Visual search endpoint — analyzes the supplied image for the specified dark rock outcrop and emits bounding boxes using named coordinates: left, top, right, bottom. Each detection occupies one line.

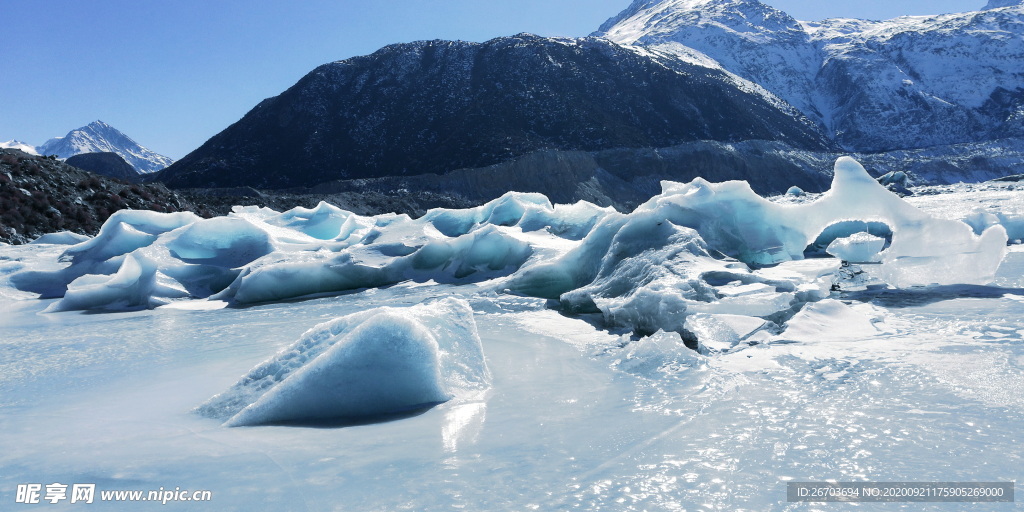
left=66, top=152, right=142, bottom=182
left=0, top=149, right=210, bottom=245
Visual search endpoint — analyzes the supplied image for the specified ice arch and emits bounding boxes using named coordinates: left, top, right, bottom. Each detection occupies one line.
left=805, top=220, right=893, bottom=259
left=630, top=156, right=1008, bottom=287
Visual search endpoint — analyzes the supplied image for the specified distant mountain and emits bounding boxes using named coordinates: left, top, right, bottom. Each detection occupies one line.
left=66, top=152, right=142, bottom=182
left=37, top=121, right=174, bottom=173
left=0, top=140, right=39, bottom=155
left=594, top=0, right=1024, bottom=152
left=156, top=34, right=835, bottom=189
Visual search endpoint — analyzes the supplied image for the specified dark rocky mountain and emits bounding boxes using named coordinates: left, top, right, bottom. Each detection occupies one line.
left=155, top=34, right=835, bottom=189
left=66, top=152, right=142, bottom=182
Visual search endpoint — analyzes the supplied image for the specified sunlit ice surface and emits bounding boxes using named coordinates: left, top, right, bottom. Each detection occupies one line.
left=1, top=281, right=1023, bottom=510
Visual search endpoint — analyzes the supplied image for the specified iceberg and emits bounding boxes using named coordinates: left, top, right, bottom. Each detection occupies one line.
left=826, top=232, right=886, bottom=263
left=614, top=330, right=705, bottom=376
left=684, top=313, right=776, bottom=354
left=512, top=157, right=1007, bottom=333
left=197, top=298, right=490, bottom=426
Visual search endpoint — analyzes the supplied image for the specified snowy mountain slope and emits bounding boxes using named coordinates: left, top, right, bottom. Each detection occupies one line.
left=0, top=140, right=39, bottom=155
left=158, top=34, right=833, bottom=190
left=596, top=0, right=823, bottom=123
left=985, top=0, right=1023, bottom=9
left=37, top=121, right=174, bottom=173
left=594, top=0, right=1024, bottom=152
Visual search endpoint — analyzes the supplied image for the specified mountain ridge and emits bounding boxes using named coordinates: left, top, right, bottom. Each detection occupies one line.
left=156, top=33, right=835, bottom=190
left=594, top=0, right=1024, bottom=152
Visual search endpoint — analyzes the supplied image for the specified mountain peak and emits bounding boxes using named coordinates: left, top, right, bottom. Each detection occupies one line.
left=984, top=0, right=1023, bottom=9
left=36, top=122, right=174, bottom=173
left=594, top=0, right=802, bottom=46
left=87, top=120, right=113, bottom=129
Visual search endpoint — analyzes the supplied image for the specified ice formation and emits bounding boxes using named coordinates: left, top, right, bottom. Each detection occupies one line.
left=826, top=232, right=886, bottom=262
left=614, top=330, right=705, bottom=376
left=5, top=157, right=1011, bottom=341
left=30, top=231, right=91, bottom=245
left=198, top=298, right=490, bottom=426
left=684, top=314, right=777, bottom=354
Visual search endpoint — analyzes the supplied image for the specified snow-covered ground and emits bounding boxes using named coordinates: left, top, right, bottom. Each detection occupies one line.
left=1, top=157, right=1022, bottom=509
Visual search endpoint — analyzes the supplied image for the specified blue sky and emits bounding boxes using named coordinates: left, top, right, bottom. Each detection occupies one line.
left=0, top=0, right=986, bottom=160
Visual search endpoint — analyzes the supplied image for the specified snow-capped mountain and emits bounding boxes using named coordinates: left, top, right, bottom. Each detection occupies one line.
left=594, top=0, right=1024, bottom=152
left=0, top=140, right=39, bottom=155
left=37, top=121, right=174, bottom=173
left=159, top=34, right=833, bottom=189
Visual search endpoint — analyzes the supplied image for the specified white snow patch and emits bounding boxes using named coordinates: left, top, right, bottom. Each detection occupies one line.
left=512, top=310, right=624, bottom=352
left=30, top=231, right=91, bottom=245
left=773, top=299, right=881, bottom=343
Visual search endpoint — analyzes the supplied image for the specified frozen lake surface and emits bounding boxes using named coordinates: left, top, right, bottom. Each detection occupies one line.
left=2, top=275, right=1023, bottom=510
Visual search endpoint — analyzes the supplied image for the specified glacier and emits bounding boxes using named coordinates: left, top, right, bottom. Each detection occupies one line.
left=1, top=156, right=1023, bottom=509
left=5, top=157, right=1010, bottom=331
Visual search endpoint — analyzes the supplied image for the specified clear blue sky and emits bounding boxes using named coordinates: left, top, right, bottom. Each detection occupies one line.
left=0, top=0, right=985, bottom=160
